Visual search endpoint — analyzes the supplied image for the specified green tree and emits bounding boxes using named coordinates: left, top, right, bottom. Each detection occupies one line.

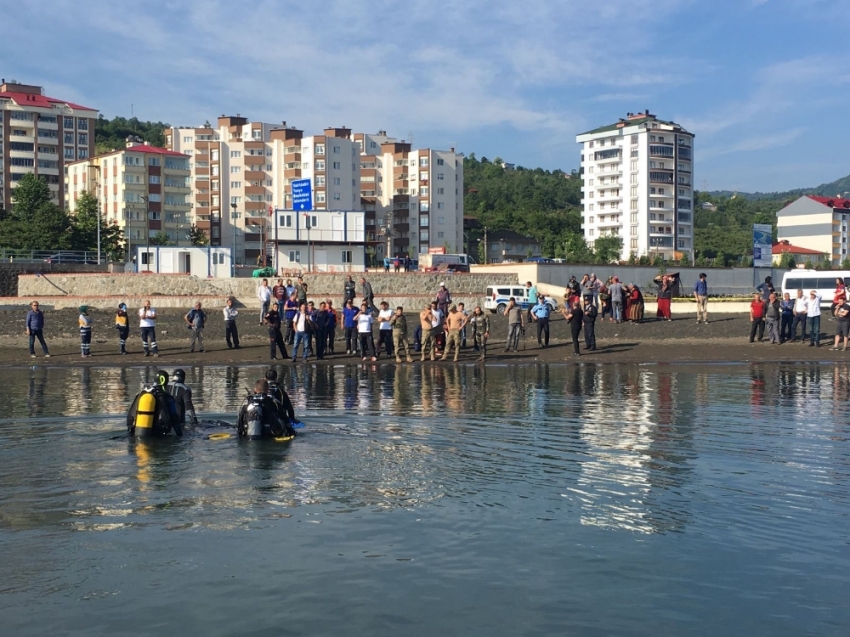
left=188, top=225, right=209, bottom=246
left=679, top=252, right=691, bottom=267
left=841, top=258, right=850, bottom=270
left=778, top=252, right=796, bottom=269
left=627, top=252, right=638, bottom=265
left=804, top=258, right=814, bottom=269
left=0, top=174, right=72, bottom=250
left=593, top=235, right=622, bottom=264
left=564, top=234, right=594, bottom=263
left=149, top=231, right=172, bottom=246
left=715, top=251, right=728, bottom=267
left=95, top=115, right=171, bottom=154
left=652, top=253, right=665, bottom=267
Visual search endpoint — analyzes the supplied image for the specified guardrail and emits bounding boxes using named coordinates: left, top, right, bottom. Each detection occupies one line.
left=0, top=249, right=105, bottom=264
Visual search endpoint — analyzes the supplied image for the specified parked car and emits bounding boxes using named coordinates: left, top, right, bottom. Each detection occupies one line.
left=484, top=285, right=558, bottom=315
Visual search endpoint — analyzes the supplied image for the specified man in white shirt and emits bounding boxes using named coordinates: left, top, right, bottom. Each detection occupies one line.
left=139, top=300, right=158, bottom=357
left=257, top=278, right=272, bottom=326
left=791, top=288, right=808, bottom=343
left=429, top=301, right=444, bottom=355
left=376, top=301, right=394, bottom=358
left=806, top=290, right=822, bottom=347
left=290, top=302, right=312, bottom=362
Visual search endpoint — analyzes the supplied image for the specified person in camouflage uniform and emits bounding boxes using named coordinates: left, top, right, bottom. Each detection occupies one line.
left=468, top=306, right=490, bottom=362
left=390, top=306, right=413, bottom=363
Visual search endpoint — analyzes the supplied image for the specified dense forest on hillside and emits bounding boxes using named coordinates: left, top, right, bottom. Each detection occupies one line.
left=94, top=115, right=170, bottom=154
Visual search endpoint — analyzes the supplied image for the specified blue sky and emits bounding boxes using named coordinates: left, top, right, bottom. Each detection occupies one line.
left=2, top=0, right=848, bottom=192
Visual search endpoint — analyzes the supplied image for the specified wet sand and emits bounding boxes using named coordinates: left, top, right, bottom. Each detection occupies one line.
left=2, top=308, right=844, bottom=366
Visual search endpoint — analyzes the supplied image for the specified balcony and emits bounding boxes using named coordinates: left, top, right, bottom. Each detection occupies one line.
left=244, top=169, right=265, bottom=180
left=244, top=155, right=265, bottom=166
left=245, top=185, right=266, bottom=196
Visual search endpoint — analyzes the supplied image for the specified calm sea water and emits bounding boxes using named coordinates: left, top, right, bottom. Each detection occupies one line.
left=1, top=363, right=848, bottom=636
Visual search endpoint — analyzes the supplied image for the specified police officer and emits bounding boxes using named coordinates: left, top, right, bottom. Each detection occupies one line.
left=168, top=368, right=198, bottom=425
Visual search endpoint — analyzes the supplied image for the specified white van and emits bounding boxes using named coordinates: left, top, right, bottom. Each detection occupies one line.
left=780, top=270, right=850, bottom=307
left=484, top=285, right=558, bottom=315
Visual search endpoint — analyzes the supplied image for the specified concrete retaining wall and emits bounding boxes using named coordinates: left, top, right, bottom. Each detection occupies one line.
left=0, top=263, right=108, bottom=297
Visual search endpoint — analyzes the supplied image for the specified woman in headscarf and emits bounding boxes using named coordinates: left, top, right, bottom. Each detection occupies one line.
left=628, top=284, right=644, bottom=323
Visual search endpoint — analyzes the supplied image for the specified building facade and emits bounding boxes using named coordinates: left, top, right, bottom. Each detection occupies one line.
left=66, top=142, right=192, bottom=266
left=0, top=80, right=97, bottom=210
left=576, top=111, right=695, bottom=261
left=354, top=132, right=464, bottom=262
left=486, top=229, right=542, bottom=263
left=776, top=195, right=850, bottom=266
left=273, top=209, right=366, bottom=272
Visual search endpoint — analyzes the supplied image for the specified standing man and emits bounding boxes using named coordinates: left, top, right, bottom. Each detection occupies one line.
left=78, top=305, right=92, bottom=358
left=361, top=276, right=376, bottom=313
left=441, top=305, right=467, bottom=362
left=390, top=306, right=413, bottom=363
left=295, top=276, right=308, bottom=306
left=290, top=302, right=313, bottom=362
left=791, top=289, right=808, bottom=343
left=779, top=292, right=794, bottom=344
left=377, top=301, right=394, bottom=359
left=468, top=306, right=490, bottom=362
left=272, top=278, right=287, bottom=316
left=26, top=301, right=50, bottom=358
left=344, top=275, right=357, bottom=305
left=115, top=303, right=130, bottom=355
left=457, top=302, right=470, bottom=349
left=185, top=301, right=206, bottom=353
left=283, top=291, right=299, bottom=345
left=436, top=282, right=452, bottom=317
left=608, top=277, right=625, bottom=324
left=419, top=304, right=437, bottom=361
left=343, top=298, right=359, bottom=355
left=806, top=290, right=822, bottom=347
left=326, top=299, right=337, bottom=354
left=313, top=301, right=330, bottom=360
left=749, top=292, right=766, bottom=343
left=764, top=292, right=781, bottom=344
left=265, top=304, right=288, bottom=360
left=505, top=297, right=524, bottom=352
left=526, top=281, right=538, bottom=323
left=354, top=302, right=377, bottom=361
left=167, top=369, right=198, bottom=426
left=530, top=294, right=552, bottom=348
left=139, top=300, right=158, bottom=357
left=582, top=296, right=598, bottom=351
left=223, top=297, right=241, bottom=349
left=693, top=273, right=708, bottom=324
left=830, top=296, right=850, bottom=351
left=257, top=278, right=272, bottom=326
left=561, top=299, right=584, bottom=357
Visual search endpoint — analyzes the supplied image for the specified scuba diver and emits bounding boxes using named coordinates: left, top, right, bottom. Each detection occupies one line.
left=126, top=370, right=182, bottom=437
left=167, top=368, right=198, bottom=426
left=265, top=369, right=296, bottom=424
left=237, top=379, right=296, bottom=440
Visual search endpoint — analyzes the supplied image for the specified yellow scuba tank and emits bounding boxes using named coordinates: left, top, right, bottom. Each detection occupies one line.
left=134, top=391, right=158, bottom=436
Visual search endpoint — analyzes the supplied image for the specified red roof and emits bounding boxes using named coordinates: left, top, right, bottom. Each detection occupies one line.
left=772, top=241, right=824, bottom=256
left=807, top=195, right=850, bottom=209
left=0, top=91, right=96, bottom=112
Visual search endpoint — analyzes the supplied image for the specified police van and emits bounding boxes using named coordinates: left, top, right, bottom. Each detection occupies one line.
left=781, top=270, right=850, bottom=308
left=484, top=285, right=558, bottom=315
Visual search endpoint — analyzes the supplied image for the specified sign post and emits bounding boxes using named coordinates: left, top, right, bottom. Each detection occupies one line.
left=753, top=224, right=773, bottom=268
left=292, top=179, right=313, bottom=212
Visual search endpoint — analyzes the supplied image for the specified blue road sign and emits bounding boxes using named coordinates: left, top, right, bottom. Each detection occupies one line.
left=292, top=179, right=313, bottom=211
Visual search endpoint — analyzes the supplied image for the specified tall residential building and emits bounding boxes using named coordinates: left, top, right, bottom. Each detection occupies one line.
left=354, top=131, right=464, bottom=259
left=576, top=111, right=695, bottom=261
left=0, top=80, right=97, bottom=210
left=65, top=141, right=192, bottom=265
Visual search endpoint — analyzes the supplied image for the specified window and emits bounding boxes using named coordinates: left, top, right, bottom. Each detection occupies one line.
left=333, top=193, right=341, bottom=201
left=420, top=202, right=429, bottom=212
left=420, top=157, right=429, bottom=166
left=421, top=230, right=429, bottom=241
left=333, top=145, right=340, bottom=153
left=341, top=250, right=353, bottom=263
left=148, top=193, right=161, bottom=203
left=148, top=156, right=160, bottom=167
left=333, top=161, right=340, bottom=170
left=316, top=160, right=325, bottom=170
left=316, top=175, right=326, bottom=187
left=77, top=118, right=88, bottom=130
left=230, top=150, right=241, bottom=158
left=437, top=187, right=445, bottom=195
left=315, top=144, right=325, bottom=155
left=63, top=132, right=74, bottom=144
left=288, top=250, right=301, bottom=262
left=63, top=116, right=74, bottom=129
left=630, top=160, right=638, bottom=171
left=437, top=158, right=445, bottom=166
left=78, top=148, right=88, bottom=159
left=230, top=196, right=242, bottom=205
left=279, top=214, right=293, bottom=227
left=588, top=204, right=594, bottom=211
left=230, top=181, right=242, bottom=189
left=64, top=148, right=75, bottom=159
left=149, top=175, right=160, bottom=184
left=211, top=165, right=219, bottom=176
left=589, top=229, right=594, bottom=237
left=437, top=202, right=445, bottom=209
left=420, top=216, right=429, bottom=227
left=420, top=186, right=428, bottom=196
left=630, top=199, right=638, bottom=210
left=437, top=173, right=444, bottom=180
left=316, top=192, right=326, bottom=203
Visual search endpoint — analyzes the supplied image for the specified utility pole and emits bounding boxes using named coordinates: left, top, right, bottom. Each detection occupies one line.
left=141, top=194, right=149, bottom=271
left=483, top=226, right=488, bottom=264
left=230, top=202, right=239, bottom=278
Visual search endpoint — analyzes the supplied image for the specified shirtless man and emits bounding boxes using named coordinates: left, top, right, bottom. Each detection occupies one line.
left=441, top=305, right=468, bottom=362
left=419, top=304, right=436, bottom=361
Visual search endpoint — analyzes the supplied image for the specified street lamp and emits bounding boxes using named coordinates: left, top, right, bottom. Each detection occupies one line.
left=230, top=202, right=239, bottom=278
left=141, top=194, right=149, bottom=271
left=304, top=213, right=312, bottom=272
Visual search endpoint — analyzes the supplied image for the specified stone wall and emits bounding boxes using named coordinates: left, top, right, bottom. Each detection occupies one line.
left=0, top=263, right=108, bottom=297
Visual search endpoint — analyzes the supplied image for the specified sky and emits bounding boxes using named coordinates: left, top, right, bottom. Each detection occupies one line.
left=2, top=0, right=848, bottom=193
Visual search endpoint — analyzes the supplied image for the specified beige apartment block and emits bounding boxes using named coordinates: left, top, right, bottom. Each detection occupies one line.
left=65, top=142, right=192, bottom=264
left=0, top=80, right=97, bottom=210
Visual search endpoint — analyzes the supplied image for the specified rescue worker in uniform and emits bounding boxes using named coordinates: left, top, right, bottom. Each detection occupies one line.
left=167, top=368, right=198, bottom=425
left=468, top=306, right=490, bottom=361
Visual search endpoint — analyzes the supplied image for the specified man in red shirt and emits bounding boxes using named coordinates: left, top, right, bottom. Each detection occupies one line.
left=749, top=292, right=766, bottom=343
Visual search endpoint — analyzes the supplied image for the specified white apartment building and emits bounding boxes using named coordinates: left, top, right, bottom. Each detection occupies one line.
left=166, top=119, right=362, bottom=267
left=0, top=80, right=97, bottom=210
left=576, top=111, right=695, bottom=261
left=354, top=131, right=464, bottom=260
left=777, top=195, right=850, bottom=266
left=65, top=142, right=192, bottom=264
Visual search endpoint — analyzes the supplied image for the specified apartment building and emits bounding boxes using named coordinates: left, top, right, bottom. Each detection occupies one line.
left=576, top=111, right=695, bottom=261
left=0, top=80, right=97, bottom=210
left=65, top=141, right=192, bottom=267
left=165, top=118, right=361, bottom=266
left=354, top=131, right=464, bottom=260
left=776, top=195, right=850, bottom=266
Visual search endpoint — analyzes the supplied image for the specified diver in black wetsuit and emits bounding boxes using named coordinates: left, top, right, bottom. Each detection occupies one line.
left=237, top=379, right=296, bottom=439
left=265, top=369, right=296, bottom=424
left=167, top=368, right=198, bottom=425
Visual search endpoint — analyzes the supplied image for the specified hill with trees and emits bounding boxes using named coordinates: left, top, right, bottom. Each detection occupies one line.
left=94, top=115, right=170, bottom=154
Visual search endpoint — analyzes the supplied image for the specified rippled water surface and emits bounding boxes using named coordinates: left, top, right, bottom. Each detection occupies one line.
left=1, top=362, right=849, bottom=636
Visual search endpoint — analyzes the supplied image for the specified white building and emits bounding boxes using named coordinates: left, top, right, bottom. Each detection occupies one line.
left=776, top=195, right=850, bottom=266
left=0, top=80, right=97, bottom=209
left=273, top=209, right=366, bottom=272
left=354, top=132, right=464, bottom=262
left=133, top=245, right=231, bottom=277
left=576, top=111, right=695, bottom=261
